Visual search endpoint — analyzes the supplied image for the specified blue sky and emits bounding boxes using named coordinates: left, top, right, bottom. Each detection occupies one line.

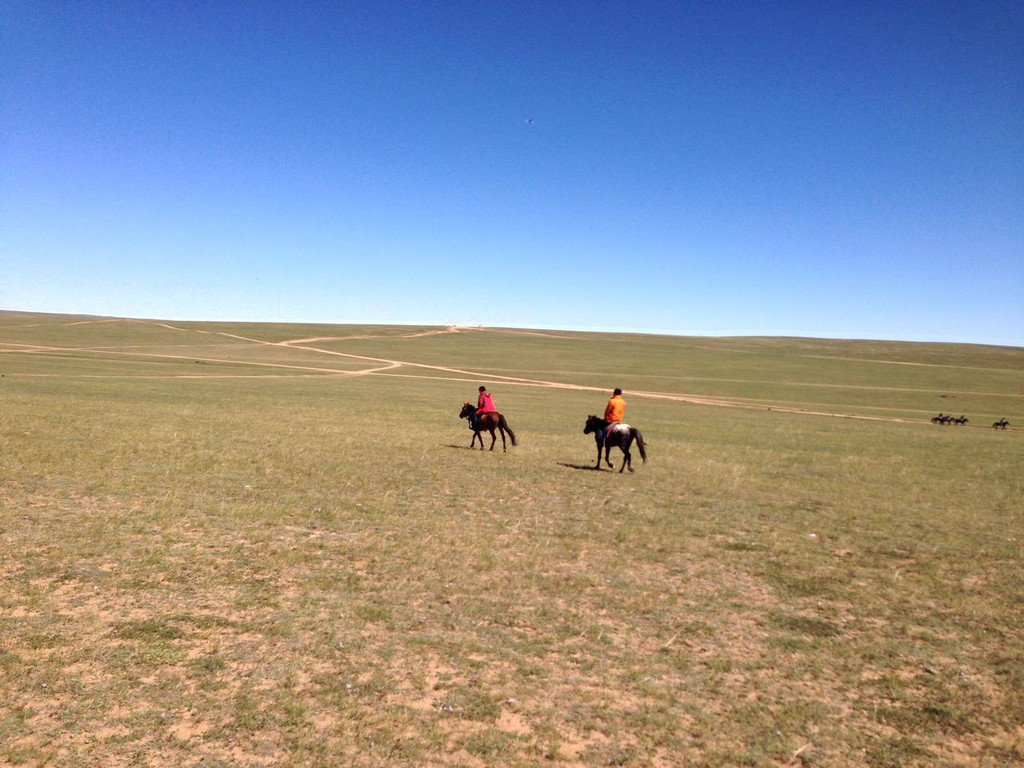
left=3, top=1, right=1022, bottom=345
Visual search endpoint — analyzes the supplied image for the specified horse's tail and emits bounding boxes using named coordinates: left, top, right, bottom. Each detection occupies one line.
left=499, top=414, right=517, bottom=446
left=633, top=428, right=647, bottom=462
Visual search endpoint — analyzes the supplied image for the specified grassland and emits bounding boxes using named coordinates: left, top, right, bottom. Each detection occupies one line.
left=1, top=310, right=1022, bottom=767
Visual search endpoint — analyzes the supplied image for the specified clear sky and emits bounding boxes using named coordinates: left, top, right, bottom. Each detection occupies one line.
left=3, top=2, right=1022, bottom=345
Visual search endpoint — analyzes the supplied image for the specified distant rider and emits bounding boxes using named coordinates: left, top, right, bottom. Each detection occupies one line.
left=603, top=388, right=625, bottom=437
left=473, top=385, right=497, bottom=430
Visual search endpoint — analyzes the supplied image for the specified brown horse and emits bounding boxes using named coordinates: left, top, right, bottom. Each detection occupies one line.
left=584, top=415, right=647, bottom=473
left=459, top=403, right=517, bottom=452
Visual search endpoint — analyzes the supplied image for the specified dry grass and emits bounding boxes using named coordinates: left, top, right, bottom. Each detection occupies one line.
left=1, top=312, right=1022, bottom=767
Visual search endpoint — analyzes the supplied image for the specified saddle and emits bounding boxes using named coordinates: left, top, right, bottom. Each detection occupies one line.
left=470, top=411, right=496, bottom=430
left=605, top=422, right=629, bottom=438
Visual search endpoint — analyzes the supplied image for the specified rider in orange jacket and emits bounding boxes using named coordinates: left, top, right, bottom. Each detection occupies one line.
left=604, top=388, right=625, bottom=435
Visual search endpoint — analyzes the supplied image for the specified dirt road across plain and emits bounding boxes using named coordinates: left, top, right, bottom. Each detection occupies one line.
left=2, top=320, right=1015, bottom=428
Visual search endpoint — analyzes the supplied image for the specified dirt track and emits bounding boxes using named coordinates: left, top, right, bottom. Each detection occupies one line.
left=2, top=319, right=1016, bottom=428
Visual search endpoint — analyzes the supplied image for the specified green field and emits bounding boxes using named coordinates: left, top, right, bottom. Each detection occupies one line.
left=1, top=310, right=1022, bottom=767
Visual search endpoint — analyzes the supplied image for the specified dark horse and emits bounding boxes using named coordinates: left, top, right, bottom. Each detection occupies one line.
left=993, top=418, right=1010, bottom=430
left=459, top=403, right=517, bottom=452
left=584, top=415, right=647, bottom=473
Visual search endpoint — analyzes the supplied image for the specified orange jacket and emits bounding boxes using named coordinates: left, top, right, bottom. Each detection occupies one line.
left=604, top=394, right=625, bottom=423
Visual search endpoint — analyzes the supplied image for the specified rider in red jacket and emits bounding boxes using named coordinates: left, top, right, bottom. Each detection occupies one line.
left=472, top=386, right=496, bottom=430
left=476, top=386, right=496, bottom=414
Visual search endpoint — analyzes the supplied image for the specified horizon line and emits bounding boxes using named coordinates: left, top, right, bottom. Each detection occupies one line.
left=2, top=307, right=1022, bottom=349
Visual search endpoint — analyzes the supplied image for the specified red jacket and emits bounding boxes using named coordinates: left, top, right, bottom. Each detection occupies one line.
left=477, top=391, right=496, bottom=413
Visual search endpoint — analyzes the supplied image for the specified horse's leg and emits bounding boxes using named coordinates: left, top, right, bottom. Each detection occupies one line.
left=488, top=428, right=497, bottom=451
left=499, top=426, right=507, bottom=453
left=594, top=439, right=603, bottom=469
left=604, top=442, right=614, bottom=469
left=620, top=436, right=635, bottom=473
left=620, top=449, right=634, bottom=473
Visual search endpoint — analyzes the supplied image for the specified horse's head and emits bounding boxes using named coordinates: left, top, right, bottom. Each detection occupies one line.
left=459, top=402, right=475, bottom=420
left=584, top=415, right=600, bottom=434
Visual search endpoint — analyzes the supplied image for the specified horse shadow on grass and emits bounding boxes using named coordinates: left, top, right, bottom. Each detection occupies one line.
left=558, top=462, right=602, bottom=471
left=446, top=445, right=598, bottom=470
left=445, top=443, right=515, bottom=452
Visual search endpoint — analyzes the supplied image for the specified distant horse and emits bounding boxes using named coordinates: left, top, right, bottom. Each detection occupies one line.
left=931, top=413, right=948, bottom=424
left=992, top=418, right=1010, bottom=430
left=584, top=415, right=647, bottom=473
left=459, top=403, right=517, bottom=452
left=954, top=415, right=969, bottom=425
